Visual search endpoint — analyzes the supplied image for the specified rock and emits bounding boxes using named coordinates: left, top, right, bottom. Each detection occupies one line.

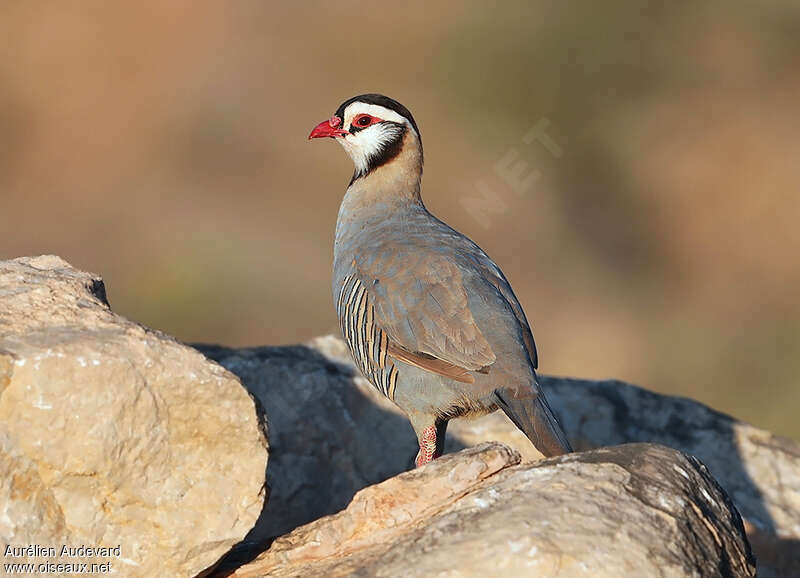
left=196, top=337, right=420, bottom=561
left=0, top=256, right=268, bottom=577
left=199, top=336, right=799, bottom=577
left=232, top=442, right=755, bottom=578
left=543, top=377, right=800, bottom=578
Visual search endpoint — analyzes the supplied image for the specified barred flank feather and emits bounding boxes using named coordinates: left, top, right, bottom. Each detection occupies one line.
left=337, top=274, right=398, bottom=400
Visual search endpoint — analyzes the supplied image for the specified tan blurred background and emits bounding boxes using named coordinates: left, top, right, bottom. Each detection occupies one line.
left=1, top=2, right=798, bottom=438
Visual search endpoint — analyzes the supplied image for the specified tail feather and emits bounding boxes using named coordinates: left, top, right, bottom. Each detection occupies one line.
left=494, top=384, right=572, bottom=457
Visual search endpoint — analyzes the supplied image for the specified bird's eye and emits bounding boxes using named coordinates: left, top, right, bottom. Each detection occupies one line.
left=356, top=115, right=373, bottom=126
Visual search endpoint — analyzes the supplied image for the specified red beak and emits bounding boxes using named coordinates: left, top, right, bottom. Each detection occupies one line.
left=308, top=115, right=348, bottom=140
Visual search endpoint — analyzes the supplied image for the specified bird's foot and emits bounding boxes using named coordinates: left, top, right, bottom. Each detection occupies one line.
left=414, top=425, right=441, bottom=468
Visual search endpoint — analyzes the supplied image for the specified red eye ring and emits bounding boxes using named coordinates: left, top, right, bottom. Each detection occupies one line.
left=353, top=114, right=379, bottom=128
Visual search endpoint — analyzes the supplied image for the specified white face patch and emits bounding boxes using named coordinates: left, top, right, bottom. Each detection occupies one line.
left=342, top=102, right=409, bottom=126
left=337, top=102, right=413, bottom=177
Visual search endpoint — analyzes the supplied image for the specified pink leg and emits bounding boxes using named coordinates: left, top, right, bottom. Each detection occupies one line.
left=415, top=425, right=441, bottom=468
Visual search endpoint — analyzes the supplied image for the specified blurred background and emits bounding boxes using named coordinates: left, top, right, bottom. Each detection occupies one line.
left=1, top=1, right=798, bottom=439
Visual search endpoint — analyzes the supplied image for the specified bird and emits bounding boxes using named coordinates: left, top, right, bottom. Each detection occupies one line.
left=309, top=94, right=572, bottom=467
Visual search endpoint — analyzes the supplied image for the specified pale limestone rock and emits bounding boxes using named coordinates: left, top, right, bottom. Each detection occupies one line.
left=541, top=376, right=800, bottom=578
left=233, top=443, right=755, bottom=578
left=200, top=335, right=798, bottom=577
left=0, top=256, right=268, bottom=577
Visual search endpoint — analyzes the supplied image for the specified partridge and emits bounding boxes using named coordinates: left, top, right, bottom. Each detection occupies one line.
left=309, top=94, right=572, bottom=467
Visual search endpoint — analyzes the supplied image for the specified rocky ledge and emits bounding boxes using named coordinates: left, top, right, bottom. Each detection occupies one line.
left=0, top=257, right=269, bottom=577
left=234, top=442, right=753, bottom=578
left=3, top=257, right=798, bottom=577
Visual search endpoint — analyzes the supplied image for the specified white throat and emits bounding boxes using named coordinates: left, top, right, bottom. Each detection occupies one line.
left=338, top=123, right=405, bottom=176
left=338, top=102, right=416, bottom=178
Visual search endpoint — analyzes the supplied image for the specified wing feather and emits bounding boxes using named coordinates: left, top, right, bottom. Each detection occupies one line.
left=353, top=250, right=497, bottom=374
